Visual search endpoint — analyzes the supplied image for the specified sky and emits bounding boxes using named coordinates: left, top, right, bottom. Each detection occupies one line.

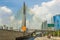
left=0, top=0, right=60, bottom=29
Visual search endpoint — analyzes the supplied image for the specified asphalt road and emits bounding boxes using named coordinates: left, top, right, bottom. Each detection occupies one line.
left=34, top=37, right=60, bottom=40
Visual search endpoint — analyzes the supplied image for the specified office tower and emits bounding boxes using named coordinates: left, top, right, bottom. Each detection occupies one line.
left=53, top=15, right=60, bottom=30
left=41, top=21, right=48, bottom=30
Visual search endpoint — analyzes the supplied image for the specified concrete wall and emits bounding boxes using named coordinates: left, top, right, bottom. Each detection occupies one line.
left=0, top=29, right=23, bottom=40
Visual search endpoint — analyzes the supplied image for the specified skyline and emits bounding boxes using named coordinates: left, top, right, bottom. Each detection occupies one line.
left=0, top=0, right=60, bottom=29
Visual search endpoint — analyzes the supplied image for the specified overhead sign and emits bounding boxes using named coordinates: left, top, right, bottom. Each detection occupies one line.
left=48, top=24, right=54, bottom=27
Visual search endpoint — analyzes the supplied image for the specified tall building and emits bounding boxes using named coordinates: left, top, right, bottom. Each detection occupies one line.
left=41, top=21, right=48, bottom=30
left=53, top=15, right=60, bottom=30
left=3, top=25, right=8, bottom=30
left=51, top=17, right=54, bottom=24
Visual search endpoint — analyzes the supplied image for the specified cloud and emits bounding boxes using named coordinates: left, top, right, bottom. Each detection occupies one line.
left=0, top=6, right=13, bottom=25
left=10, top=16, right=15, bottom=21
left=42, top=0, right=55, bottom=7
left=30, top=17, right=42, bottom=29
left=17, top=19, right=42, bottom=29
left=0, top=6, right=12, bottom=14
left=17, top=20, right=30, bottom=29
left=0, top=18, right=2, bottom=23
left=30, top=0, right=60, bottom=22
left=29, top=0, right=60, bottom=29
left=18, top=20, right=22, bottom=25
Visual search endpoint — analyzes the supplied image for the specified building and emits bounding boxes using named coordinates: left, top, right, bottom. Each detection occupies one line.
left=53, top=15, right=60, bottom=30
left=8, top=27, right=13, bottom=30
left=41, top=21, right=48, bottom=30
left=0, top=26, right=3, bottom=29
left=3, top=25, right=8, bottom=30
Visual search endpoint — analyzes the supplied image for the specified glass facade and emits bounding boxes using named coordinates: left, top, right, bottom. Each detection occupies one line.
left=53, top=15, right=60, bottom=30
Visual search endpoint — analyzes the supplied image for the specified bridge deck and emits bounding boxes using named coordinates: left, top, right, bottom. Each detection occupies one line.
left=0, top=29, right=30, bottom=40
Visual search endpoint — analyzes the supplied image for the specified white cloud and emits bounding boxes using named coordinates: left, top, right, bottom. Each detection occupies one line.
left=0, top=6, right=12, bottom=14
left=17, top=20, right=29, bottom=28
left=10, top=16, right=15, bottom=21
left=0, top=6, right=13, bottom=25
left=0, top=6, right=12, bottom=16
left=42, top=0, right=55, bottom=7
left=29, top=0, right=60, bottom=29
left=18, top=20, right=29, bottom=25
left=18, top=20, right=22, bottom=25
left=30, top=0, right=60, bottom=22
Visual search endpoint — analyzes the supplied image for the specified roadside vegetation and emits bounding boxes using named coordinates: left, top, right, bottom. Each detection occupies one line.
left=44, top=30, right=60, bottom=36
